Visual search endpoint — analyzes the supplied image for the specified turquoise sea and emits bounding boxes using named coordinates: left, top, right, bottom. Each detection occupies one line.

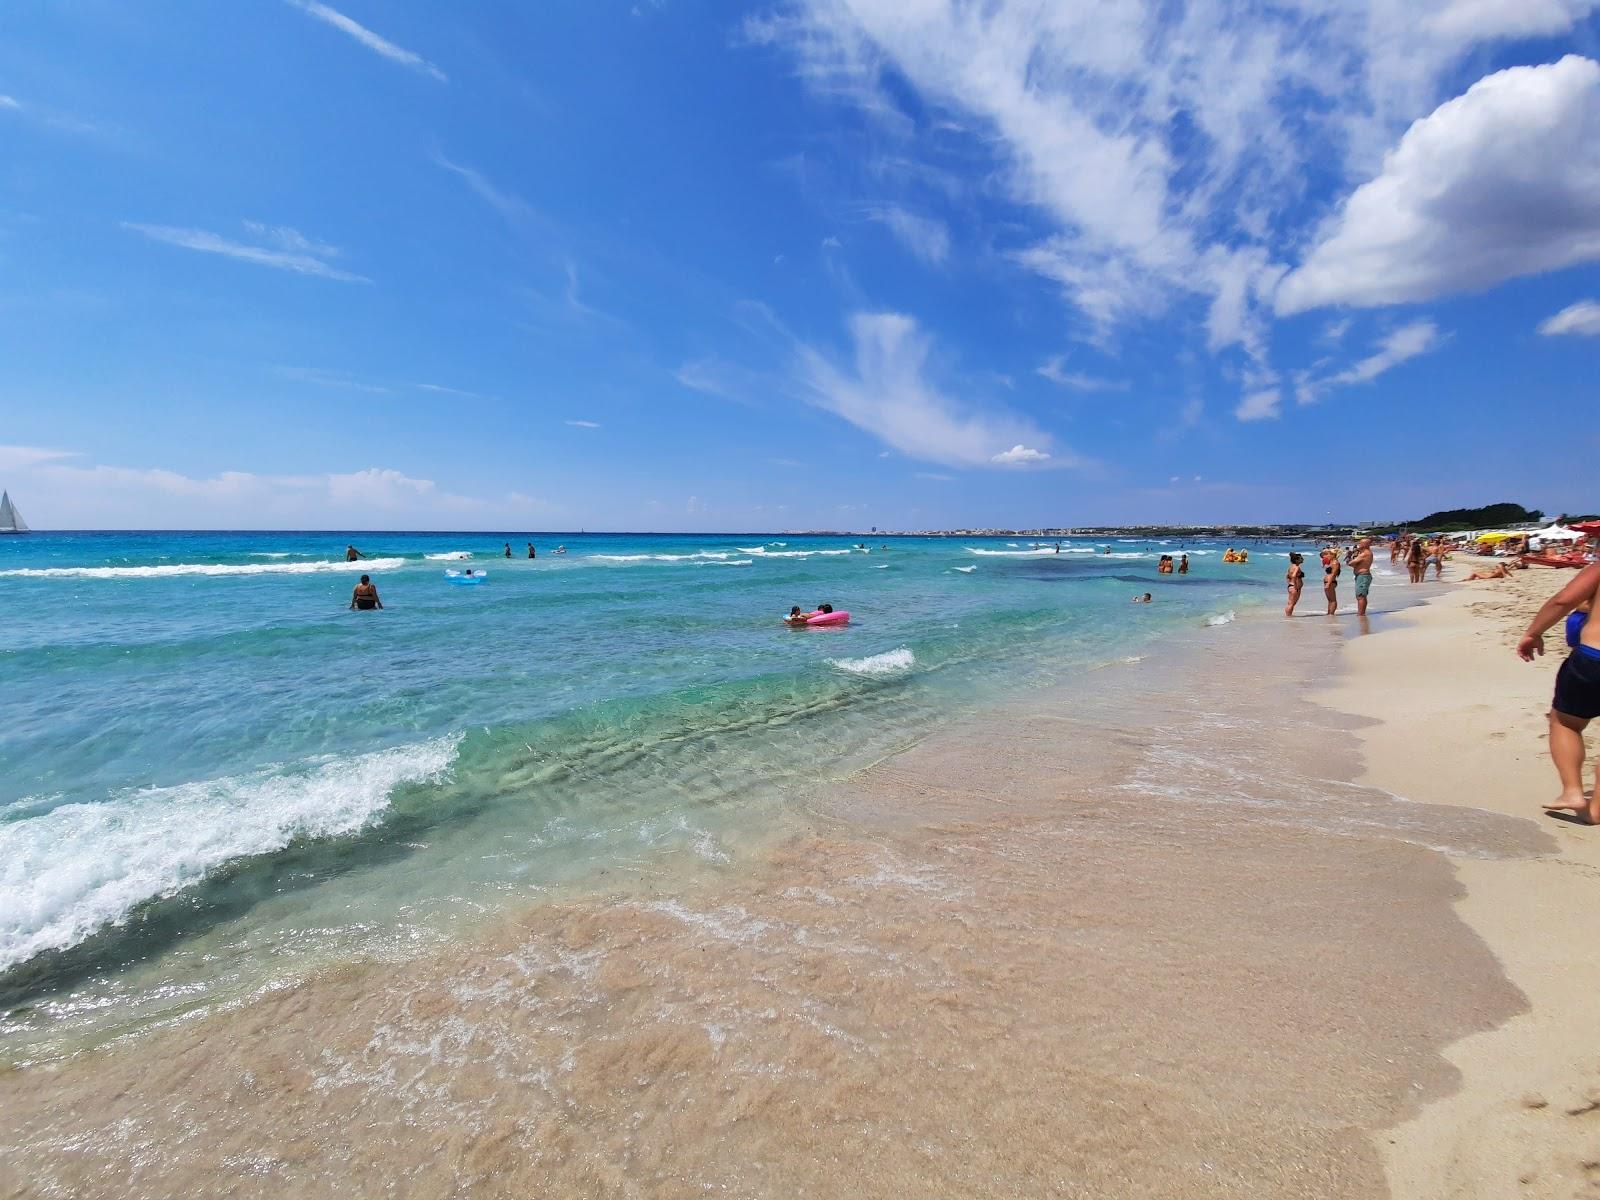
left=0, top=530, right=1293, bottom=1060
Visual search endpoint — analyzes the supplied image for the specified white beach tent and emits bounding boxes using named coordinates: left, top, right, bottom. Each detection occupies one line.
left=1532, top=523, right=1583, bottom=542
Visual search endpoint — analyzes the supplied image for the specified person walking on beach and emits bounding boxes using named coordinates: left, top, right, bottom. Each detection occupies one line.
left=1285, top=552, right=1306, bottom=617
left=1321, top=548, right=1341, bottom=614
left=1406, top=537, right=1426, bottom=584
left=349, top=574, right=382, bottom=610
left=1517, top=562, right=1600, bottom=824
left=1346, top=537, right=1374, bottom=617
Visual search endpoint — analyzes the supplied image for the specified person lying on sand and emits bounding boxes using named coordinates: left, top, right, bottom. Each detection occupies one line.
left=1516, top=561, right=1600, bottom=824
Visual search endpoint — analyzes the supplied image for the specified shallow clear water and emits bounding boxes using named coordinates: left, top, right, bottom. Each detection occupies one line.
left=0, top=530, right=1289, bottom=1059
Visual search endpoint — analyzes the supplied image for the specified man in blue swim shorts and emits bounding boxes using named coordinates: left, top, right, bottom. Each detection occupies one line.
left=1347, top=537, right=1375, bottom=616
left=1518, top=560, right=1600, bottom=824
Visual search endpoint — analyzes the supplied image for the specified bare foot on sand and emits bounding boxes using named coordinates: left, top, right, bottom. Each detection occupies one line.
left=1543, top=790, right=1597, bottom=822
left=1536, top=790, right=1587, bottom=819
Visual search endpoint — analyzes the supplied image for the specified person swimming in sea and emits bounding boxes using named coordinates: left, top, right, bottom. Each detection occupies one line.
left=503, top=543, right=512, bottom=558
left=349, top=574, right=382, bottom=610
left=1132, top=592, right=1153, bottom=604
left=345, top=544, right=363, bottom=562
left=786, top=605, right=810, bottom=625
left=527, top=542, right=536, bottom=559
left=1177, top=554, right=1189, bottom=575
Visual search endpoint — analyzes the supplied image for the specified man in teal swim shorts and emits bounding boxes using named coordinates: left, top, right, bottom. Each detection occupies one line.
left=1347, top=537, right=1374, bottom=616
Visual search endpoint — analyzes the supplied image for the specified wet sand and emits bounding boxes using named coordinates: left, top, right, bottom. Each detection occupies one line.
left=0, top=592, right=1556, bottom=1198
left=1322, top=563, right=1600, bottom=1198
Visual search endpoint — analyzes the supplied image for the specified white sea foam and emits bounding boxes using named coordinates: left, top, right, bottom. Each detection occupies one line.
left=587, top=551, right=735, bottom=563
left=248, top=552, right=293, bottom=558
left=0, top=735, right=462, bottom=972
left=953, top=565, right=977, bottom=573
left=874, top=563, right=890, bottom=569
left=0, top=557, right=408, bottom=580
left=698, top=559, right=753, bottom=567
left=425, top=552, right=472, bottom=561
left=966, top=547, right=1054, bottom=557
left=829, top=647, right=915, bottom=677
left=1205, top=611, right=1237, bottom=627
left=742, top=548, right=852, bottom=558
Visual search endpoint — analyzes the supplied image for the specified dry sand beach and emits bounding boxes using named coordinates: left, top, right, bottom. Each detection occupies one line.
left=1325, top=564, right=1600, bottom=1199
left=3, top=565, right=1597, bottom=1198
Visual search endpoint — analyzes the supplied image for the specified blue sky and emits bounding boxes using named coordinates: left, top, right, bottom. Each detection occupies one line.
left=1, top=1, right=1597, bottom=531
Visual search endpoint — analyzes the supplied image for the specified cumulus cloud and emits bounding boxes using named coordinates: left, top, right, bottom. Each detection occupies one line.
left=1539, top=298, right=1600, bottom=336
left=990, top=444, right=1050, bottom=466
left=289, top=1, right=447, bottom=82
left=1278, top=56, right=1600, bottom=312
left=124, top=221, right=367, bottom=282
left=749, top=4, right=1600, bottom=426
left=798, top=312, right=1079, bottom=469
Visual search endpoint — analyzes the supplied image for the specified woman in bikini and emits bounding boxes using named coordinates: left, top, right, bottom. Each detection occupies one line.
left=1322, top=549, right=1341, bottom=614
left=1285, top=552, right=1306, bottom=617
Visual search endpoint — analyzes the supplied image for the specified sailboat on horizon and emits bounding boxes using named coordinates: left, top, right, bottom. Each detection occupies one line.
left=0, top=490, right=29, bottom=534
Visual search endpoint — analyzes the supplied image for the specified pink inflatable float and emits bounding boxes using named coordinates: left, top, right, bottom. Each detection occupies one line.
left=806, top=610, right=849, bottom=626
left=783, top=610, right=851, bottom=627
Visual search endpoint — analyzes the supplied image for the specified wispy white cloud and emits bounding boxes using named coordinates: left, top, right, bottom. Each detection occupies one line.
left=7, top=452, right=554, bottom=529
left=750, top=3, right=1600, bottom=425
left=565, top=419, right=601, bottom=428
left=415, top=382, right=492, bottom=399
left=798, top=311, right=1079, bottom=469
left=865, top=206, right=949, bottom=264
left=1235, top=388, right=1283, bottom=422
left=277, top=365, right=391, bottom=393
left=672, top=359, right=768, bottom=407
left=0, top=444, right=77, bottom=471
left=0, top=95, right=19, bottom=110
left=433, top=153, right=538, bottom=227
left=1539, top=298, right=1600, bottom=337
left=1036, top=356, right=1128, bottom=392
left=124, top=221, right=368, bottom=282
left=289, top=1, right=447, bottom=82
left=1293, top=320, right=1446, bottom=405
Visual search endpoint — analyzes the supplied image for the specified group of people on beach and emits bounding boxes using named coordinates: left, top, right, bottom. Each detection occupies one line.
left=1284, top=537, right=1376, bottom=618
left=1391, top=534, right=1447, bottom=583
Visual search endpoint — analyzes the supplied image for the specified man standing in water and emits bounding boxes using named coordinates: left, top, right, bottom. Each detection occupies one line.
left=349, top=574, right=382, bottom=610
left=1346, top=537, right=1374, bottom=617
left=1518, top=561, right=1600, bottom=824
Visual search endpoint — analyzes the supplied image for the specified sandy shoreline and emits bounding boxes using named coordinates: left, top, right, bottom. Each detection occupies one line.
left=1, top=571, right=1587, bottom=1197
left=1322, top=564, right=1600, bottom=1198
